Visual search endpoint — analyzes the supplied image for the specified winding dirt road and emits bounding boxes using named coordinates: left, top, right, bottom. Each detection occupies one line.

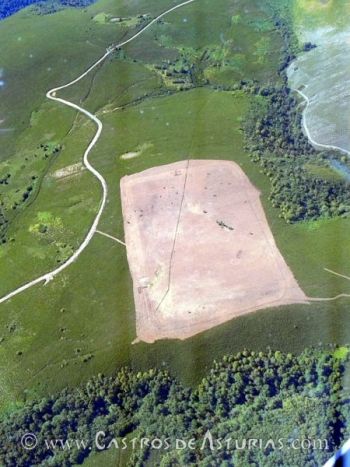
left=0, top=0, right=196, bottom=305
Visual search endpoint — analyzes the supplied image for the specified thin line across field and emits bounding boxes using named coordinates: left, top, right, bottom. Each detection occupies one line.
left=96, top=230, right=126, bottom=246
left=324, top=268, right=350, bottom=282
left=0, top=0, right=196, bottom=305
left=308, top=294, right=350, bottom=302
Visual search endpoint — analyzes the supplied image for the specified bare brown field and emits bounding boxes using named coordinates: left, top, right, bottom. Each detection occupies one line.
left=121, top=160, right=308, bottom=343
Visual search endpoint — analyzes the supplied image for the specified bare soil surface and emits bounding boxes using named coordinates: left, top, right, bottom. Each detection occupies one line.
left=52, top=162, right=84, bottom=179
left=121, top=160, right=308, bottom=343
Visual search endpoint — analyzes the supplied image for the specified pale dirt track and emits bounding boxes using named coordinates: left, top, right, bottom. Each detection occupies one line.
left=121, top=160, right=308, bottom=343
left=96, top=230, right=126, bottom=246
left=294, top=87, right=350, bottom=156
left=308, top=294, right=350, bottom=302
left=324, top=268, right=350, bottom=282
left=0, top=0, right=196, bottom=305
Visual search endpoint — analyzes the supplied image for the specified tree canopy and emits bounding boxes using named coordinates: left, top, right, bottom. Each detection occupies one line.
left=1, top=347, right=349, bottom=466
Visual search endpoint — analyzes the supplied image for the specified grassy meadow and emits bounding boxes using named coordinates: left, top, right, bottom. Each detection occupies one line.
left=0, top=0, right=350, bottom=418
left=294, top=0, right=350, bottom=31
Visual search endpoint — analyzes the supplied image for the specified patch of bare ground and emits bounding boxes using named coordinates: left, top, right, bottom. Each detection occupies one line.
left=52, top=162, right=84, bottom=180
left=121, top=160, right=308, bottom=343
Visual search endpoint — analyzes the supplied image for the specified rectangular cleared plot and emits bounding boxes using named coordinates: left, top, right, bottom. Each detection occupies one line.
left=121, top=160, right=307, bottom=343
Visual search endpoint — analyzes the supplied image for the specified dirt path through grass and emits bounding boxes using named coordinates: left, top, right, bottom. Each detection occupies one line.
left=0, top=0, right=196, bottom=305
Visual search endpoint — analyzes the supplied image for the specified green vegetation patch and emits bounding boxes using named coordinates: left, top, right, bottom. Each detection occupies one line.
left=304, top=162, right=345, bottom=182
left=129, top=0, right=285, bottom=87
left=334, top=346, right=349, bottom=361
left=92, top=11, right=109, bottom=23
left=29, top=211, right=64, bottom=236
left=0, top=141, right=61, bottom=243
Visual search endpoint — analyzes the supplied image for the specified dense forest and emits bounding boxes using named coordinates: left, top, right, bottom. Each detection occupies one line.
left=0, top=0, right=95, bottom=20
left=242, top=13, right=350, bottom=223
left=0, top=0, right=40, bottom=19
left=0, top=347, right=348, bottom=466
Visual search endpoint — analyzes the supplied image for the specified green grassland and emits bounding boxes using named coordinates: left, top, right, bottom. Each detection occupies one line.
left=294, top=0, right=350, bottom=31
left=1, top=0, right=350, bottom=417
left=83, top=448, right=123, bottom=467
